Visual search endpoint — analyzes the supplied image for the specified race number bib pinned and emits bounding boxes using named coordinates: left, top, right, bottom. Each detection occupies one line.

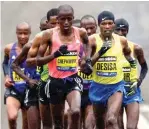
left=123, top=67, right=131, bottom=82
left=12, top=68, right=24, bottom=82
left=78, top=70, right=92, bottom=84
left=56, top=51, right=78, bottom=72
left=95, top=56, right=117, bottom=77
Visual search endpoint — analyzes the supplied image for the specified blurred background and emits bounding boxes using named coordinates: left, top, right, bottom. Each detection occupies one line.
left=1, top=1, right=149, bottom=129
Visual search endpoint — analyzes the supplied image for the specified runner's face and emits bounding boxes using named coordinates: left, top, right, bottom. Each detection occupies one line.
left=99, top=20, right=114, bottom=37
left=40, top=22, right=48, bottom=31
left=47, top=16, right=58, bottom=29
left=58, top=10, right=74, bottom=32
left=16, top=27, right=31, bottom=45
left=114, top=28, right=128, bottom=37
left=81, top=19, right=97, bottom=36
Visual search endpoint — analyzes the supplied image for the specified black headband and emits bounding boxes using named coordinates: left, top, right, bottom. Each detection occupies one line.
left=98, top=11, right=115, bottom=24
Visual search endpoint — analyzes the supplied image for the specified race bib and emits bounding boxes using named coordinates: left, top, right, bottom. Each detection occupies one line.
left=78, top=71, right=92, bottom=84
left=95, top=56, right=117, bottom=77
left=12, top=69, right=24, bottom=82
left=36, top=66, right=41, bottom=73
left=123, top=67, right=131, bottom=82
left=56, top=51, right=77, bottom=71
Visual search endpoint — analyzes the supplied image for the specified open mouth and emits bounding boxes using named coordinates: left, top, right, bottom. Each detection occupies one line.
left=64, top=25, right=69, bottom=29
left=105, top=30, right=111, bottom=33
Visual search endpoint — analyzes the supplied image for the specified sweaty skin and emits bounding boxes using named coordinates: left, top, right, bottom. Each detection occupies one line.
left=27, top=10, right=58, bottom=129
left=33, top=5, right=92, bottom=129
left=36, top=27, right=91, bottom=66
left=26, top=32, right=43, bottom=66
left=90, top=35, right=131, bottom=66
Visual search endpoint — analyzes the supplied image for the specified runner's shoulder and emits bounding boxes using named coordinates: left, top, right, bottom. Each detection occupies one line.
left=78, top=27, right=87, bottom=36
left=41, top=28, right=55, bottom=41
left=4, top=43, right=15, bottom=55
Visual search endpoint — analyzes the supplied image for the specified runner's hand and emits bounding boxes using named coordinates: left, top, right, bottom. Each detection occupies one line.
left=98, top=39, right=112, bottom=56
left=80, top=59, right=93, bottom=75
left=27, top=79, right=38, bottom=88
left=129, top=59, right=137, bottom=68
left=5, top=76, right=14, bottom=88
left=54, top=45, right=69, bottom=58
left=126, top=81, right=137, bottom=96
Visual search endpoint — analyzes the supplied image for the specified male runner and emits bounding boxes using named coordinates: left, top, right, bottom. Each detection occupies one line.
left=11, top=34, right=41, bottom=129
left=81, top=15, right=97, bottom=36
left=114, top=18, right=148, bottom=129
left=29, top=4, right=92, bottom=129
left=26, top=8, right=58, bottom=66
left=88, top=11, right=136, bottom=129
left=3, top=22, right=31, bottom=129
left=40, top=16, right=48, bottom=31
left=39, top=11, right=58, bottom=129
left=78, top=15, right=97, bottom=129
left=12, top=9, right=59, bottom=129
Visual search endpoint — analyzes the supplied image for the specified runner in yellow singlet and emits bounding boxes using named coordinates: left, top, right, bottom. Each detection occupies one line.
left=88, top=11, right=137, bottom=129
left=114, top=18, right=148, bottom=129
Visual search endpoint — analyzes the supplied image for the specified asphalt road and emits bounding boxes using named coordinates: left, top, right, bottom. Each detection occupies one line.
left=1, top=1, right=149, bottom=129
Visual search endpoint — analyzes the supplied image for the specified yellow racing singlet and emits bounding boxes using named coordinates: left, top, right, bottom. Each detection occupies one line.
left=123, top=41, right=138, bottom=83
left=92, top=33, right=124, bottom=84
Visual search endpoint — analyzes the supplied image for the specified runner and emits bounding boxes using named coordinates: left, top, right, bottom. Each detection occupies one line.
left=32, top=4, right=92, bottom=129
left=40, top=16, right=48, bottom=31
left=3, top=22, right=31, bottom=129
left=81, top=15, right=97, bottom=36
left=39, top=11, right=58, bottom=129
left=88, top=11, right=137, bottom=129
left=11, top=33, right=41, bottom=129
left=78, top=14, right=97, bottom=129
left=115, top=18, right=148, bottom=129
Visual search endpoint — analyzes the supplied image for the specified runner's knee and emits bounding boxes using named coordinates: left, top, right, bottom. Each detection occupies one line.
left=127, top=123, right=137, bottom=129
left=106, top=114, right=117, bottom=127
left=69, top=108, right=80, bottom=118
left=8, top=110, right=18, bottom=121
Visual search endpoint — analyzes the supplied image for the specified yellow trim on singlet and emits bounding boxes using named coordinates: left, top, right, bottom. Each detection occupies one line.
left=92, top=33, right=124, bottom=84
left=122, top=41, right=138, bottom=83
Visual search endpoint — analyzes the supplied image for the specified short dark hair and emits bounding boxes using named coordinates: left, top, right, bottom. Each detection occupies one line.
left=40, top=16, right=47, bottom=24
left=58, top=4, right=74, bottom=15
left=81, top=15, right=96, bottom=23
left=47, top=8, right=58, bottom=21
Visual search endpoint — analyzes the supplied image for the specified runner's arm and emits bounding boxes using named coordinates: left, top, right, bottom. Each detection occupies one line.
left=36, top=30, right=54, bottom=66
left=3, top=44, right=12, bottom=77
left=26, top=33, right=42, bottom=66
left=89, top=35, right=99, bottom=66
left=120, top=36, right=136, bottom=68
left=3, top=44, right=14, bottom=87
left=11, top=43, right=31, bottom=82
left=134, top=44, right=148, bottom=86
left=80, top=28, right=92, bottom=60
